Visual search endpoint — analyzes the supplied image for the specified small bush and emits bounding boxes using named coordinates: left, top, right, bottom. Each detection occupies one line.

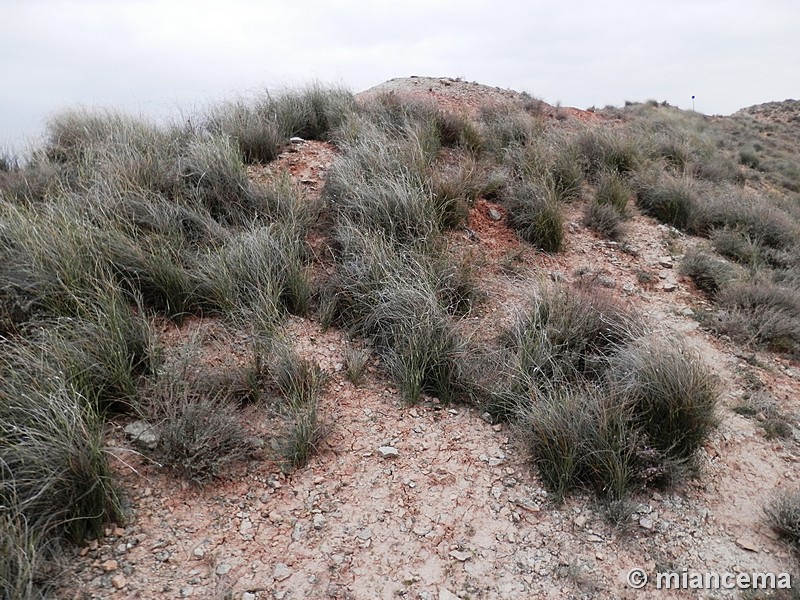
left=680, top=248, right=738, bottom=295
left=609, top=337, right=718, bottom=460
left=144, top=343, right=252, bottom=484
left=765, top=491, right=800, bottom=549
left=0, top=377, right=122, bottom=544
left=576, top=128, right=641, bottom=178
left=716, top=280, right=800, bottom=351
left=504, top=285, right=642, bottom=385
left=594, top=170, right=632, bottom=215
left=272, top=347, right=328, bottom=469
left=710, top=228, right=765, bottom=267
left=345, top=346, right=372, bottom=386
left=151, top=386, right=250, bottom=484
left=505, top=180, right=565, bottom=252
left=584, top=201, right=625, bottom=240
left=634, top=173, right=697, bottom=230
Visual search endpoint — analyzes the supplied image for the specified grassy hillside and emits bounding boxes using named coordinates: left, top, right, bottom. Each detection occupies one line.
left=1, top=83, right=798, bottom=598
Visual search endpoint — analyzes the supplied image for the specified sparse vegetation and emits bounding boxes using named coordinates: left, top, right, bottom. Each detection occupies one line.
left=680, top=248, right=738, bottom=295
left=505, top=179, right=565, bottom=252
left=505, top=285, right=717, bottom=512
left=273, top=346, right=328, bottom=469
left=583, top=200, right=625, bottom=240
left=345, top=346, right=372, bottom=386
left=634, top=173, right=697, bottom=230
left=2, top=78, right=798, bottom=595
left=765, top=491, right=800, bottom=550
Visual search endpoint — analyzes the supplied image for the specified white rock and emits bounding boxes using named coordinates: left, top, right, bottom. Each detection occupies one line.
left=123, top=420, right=159, bottom=449
left=289, top=137, right=305, bottom=144
left=378, top=446, right=399, bottom=458
left=273, top=562, right=292, bottom=581
left=449, top=549, right=471, bottom=562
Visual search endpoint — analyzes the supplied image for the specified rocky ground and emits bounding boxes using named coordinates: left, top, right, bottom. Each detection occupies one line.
left=62, top=78, right=800, bottom=599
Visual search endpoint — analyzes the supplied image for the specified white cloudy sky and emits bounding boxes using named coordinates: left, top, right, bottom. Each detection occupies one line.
left=1, top=0, right=798, bottom=149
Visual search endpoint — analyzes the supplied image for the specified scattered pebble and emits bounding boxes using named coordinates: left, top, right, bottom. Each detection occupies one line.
left=378, top=446, right=399, bottom=458
left=449, top=550, right=471, bottom=562
left=102, top=559, right=118, bottom=572
left=273, top=563, right=292, bottom=581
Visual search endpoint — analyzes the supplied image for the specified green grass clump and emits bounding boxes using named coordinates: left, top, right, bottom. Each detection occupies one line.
left=576, top=128, right=641, bottom=178
left=583, top=201, right=625, bottom=240
left=634, top=173, right=697, bottom=230
left=505, top=179, right=565, bottom=252
left=679, top=248, right=738, bottom=295
left=328, top=226, right=474, bottom=404
left=690, top=188, right=798, bottom=251
left=198, top=223, right=311, bottom=325
left=0, top=374, right=123, bottom=544
left=716, top=280, right=800, bottom=353
left=504, top=285, right=642, bottom=385
left=504, top=135, right=583, bottom=202
left=380, top=284, right=467, bottom=404
left=609, top=338, right=718, bottom=460
left=710, top=227, right=766, bottom=267
left=271, top=346, right=328, bottom=469
left=765, top=491, right=800, bottom=550
left=178, top=133, right=268, bottom=227
left=208, top=84, right=355, bottom=163
left=480, top=105, right=543, bottom=155
left=208, top=99, right=285, bottom=164
left=0, top=508, right=54, bottom=600
left=520, top=384, right=675, bottom=508
left=502, top=284, right=717, bottom=511
left=344, top=346, right=372, bottom=386
left=594, top=169, right=632, bottom=215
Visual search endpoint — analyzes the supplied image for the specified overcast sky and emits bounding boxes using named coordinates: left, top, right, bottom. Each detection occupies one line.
left=2, top=0, right=798, bottom=150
